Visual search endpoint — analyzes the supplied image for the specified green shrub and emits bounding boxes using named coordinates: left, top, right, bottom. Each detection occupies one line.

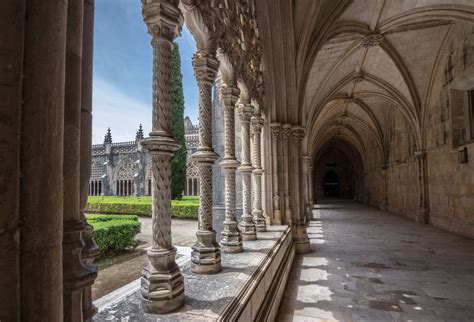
left=85, top=196, right=199, bottom=219
left=87, top=214, right=141, bottom=255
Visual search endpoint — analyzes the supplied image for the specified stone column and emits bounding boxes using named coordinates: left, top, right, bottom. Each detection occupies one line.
left=302, top=155, right=311, bottom=222
left=270, top=123, right=282, bottom=225
left=63, top=1, right=97, bottom=320
left=191, top=54, right=221, bottom=274
left=292, top=126, right=311, bottom=254
left=380, top=164, right=388, bottom=210
left=237, top=102, right=257, bottom=240
left=80, top=1, right=99, bottom=320
left=309, top=164, right=314, bottom=209
left=140, top=0, right=184, bottom=313
left=415, top=151, right=429, bottom=223
left=281, top=124, right=292, bottom=225
left=219, top=80, right=243, bottom=253
left=20, top=1, right=68, bottom=320
left=251, top=113, right=266, bottom=231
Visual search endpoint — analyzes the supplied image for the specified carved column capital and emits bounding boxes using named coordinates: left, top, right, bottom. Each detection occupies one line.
left=291, top=126, right=306, bottom=141
left=270, top=122, right=281, bottom=138
left=219, top=82, right=240, bottom=108
left=414, top=150, right=427, bottom=160
left=251, top=115, right=264, bottom=133
left=142, top=0, right=182, bottom=42
left=192, top=54, right=219, bottom=86
left=236, top=103, right=253, bottom=124
left=282, top=124, right=291, bottom=140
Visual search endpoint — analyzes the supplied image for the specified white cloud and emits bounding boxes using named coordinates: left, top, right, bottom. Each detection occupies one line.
left=92, top=77, right=151, bottom=144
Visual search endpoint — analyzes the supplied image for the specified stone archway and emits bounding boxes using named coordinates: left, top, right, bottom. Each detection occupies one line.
left=312, top=138, right=365, bottom=203
left=323, top=170, right=340, bottom=198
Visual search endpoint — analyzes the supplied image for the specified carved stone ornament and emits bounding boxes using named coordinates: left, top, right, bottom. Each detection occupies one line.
left=360, top=34, right=383, bottom=48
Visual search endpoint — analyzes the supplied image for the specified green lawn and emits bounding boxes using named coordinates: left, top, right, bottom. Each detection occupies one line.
left=86, top=195, right=199, bottom=219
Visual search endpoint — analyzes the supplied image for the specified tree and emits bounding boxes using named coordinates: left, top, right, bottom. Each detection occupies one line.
left=170, top=43, right=187, bottom=199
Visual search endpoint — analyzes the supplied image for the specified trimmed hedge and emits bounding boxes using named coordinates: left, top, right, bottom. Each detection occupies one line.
left=87, top=214, right=141, bottom=254
left=86, top=196, right=199, bottom=219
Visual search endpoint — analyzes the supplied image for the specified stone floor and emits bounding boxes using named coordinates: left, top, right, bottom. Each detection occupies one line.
left=279, top=201, right=474, bottom=322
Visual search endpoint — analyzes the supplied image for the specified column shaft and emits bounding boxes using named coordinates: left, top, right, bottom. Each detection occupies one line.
left=20, top=1, right=67, bottom=320
left=270, top=123, right=282, bottom=225
left=191, top=55, right=221, bottom=274
left=219, top=83, right=242, bottom=253
left=80, top=1, right=99, bottom=321
left=292, top=126, right=311, bottom=254
left=63, top=1, right=97, bottom=320
left=281, top=124, right=292, bottom=225
left=237, top=103, right=257, bottom=240
left=415, top=151, right=429, bottom=223
left=140, top=1, right=184, bottom=313
left=251, top=114, right=266, bottom=231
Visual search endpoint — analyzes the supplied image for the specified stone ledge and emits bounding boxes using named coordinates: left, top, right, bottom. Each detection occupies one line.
left=94, top=225, right=293, bottom=321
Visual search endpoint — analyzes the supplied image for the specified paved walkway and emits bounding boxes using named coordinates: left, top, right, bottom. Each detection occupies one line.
left=279, top=201, right=474, bottom=322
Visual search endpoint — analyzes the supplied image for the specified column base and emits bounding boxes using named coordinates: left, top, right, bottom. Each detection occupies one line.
left=220, top=221, right=243, bottom=253
left=253, top=209, right=266, bottom=232
left=63, top=219, right=98, bottom=321
left=141, top=247, right=185, bottom=314
left=191, top=230, right=221, bottom=274
left=415, top=207, right=429, bottom=224
left=273, top=209, right=282, bottom=225
left=239, top=219, right=257, bottom=240
left=293, top=221, right=311, bottom=255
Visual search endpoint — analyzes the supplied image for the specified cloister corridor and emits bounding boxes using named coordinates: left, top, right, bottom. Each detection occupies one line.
left=279, top=201, right=474, bottom=322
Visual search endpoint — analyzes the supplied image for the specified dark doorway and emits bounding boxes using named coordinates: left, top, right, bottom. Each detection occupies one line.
left=323, top=171, right=340, bottom=198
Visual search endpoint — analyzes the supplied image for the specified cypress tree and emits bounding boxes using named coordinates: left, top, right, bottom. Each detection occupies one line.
left=170, top=43, right=187, bottom=199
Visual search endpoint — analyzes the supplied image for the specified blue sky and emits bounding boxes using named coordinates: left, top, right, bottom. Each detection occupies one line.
left=92, top=0, right=198, bottom=144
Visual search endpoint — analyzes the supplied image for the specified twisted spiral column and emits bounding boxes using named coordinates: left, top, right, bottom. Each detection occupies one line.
left=191, top=54, right=221, bottom=274
left=140, top=0, right=184, bottom=313
left=237, top=103, right=257, bottom=240
left=219, top=83, right=242, bottom=253
left=251, top=115, right=266, bottom=231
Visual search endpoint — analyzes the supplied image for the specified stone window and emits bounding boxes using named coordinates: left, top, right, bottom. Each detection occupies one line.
left=450, top=89, right=474, bottom=146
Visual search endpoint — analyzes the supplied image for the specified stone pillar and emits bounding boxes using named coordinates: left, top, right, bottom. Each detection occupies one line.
left=270, top=123, right=282, bottom=225
left=415, top=151, right=429, bottom=224
left=302, top=155, right=311, bottom=222
left=309, top=164, right=314, bottom=208
left=237, top=102, right=257, bottom=240
left=20, top=1, right=68, bottom=320
left=63, top=1, right=97, bottom=320
left=281, top=124, right=292, bottom=225
left=219, top=80, right=242, bottom=253
left=251, top=113, right=266, bottom=231
left=191, top=54, right=221, bottom=274
left=80, top=1, right=99, bottom=320
left=140, top=0, right=184, bottom=313
left=291, top=126, right=311, bottom=254
left=380, top=164, right=388, bottom=211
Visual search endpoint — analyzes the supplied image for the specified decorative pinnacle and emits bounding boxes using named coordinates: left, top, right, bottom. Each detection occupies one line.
left=104, top=127, right=112, bottom=145
left=135, top=124, right=145, bottom=141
